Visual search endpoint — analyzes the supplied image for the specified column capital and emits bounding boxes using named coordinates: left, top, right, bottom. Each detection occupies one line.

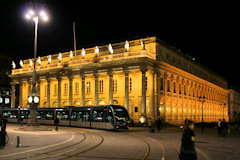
left=80, top=72, right=85, bottom=79
left=93, top=71, right=98, bottom=78
left=107, top=69, right=113, bottom=77
left=140, top=66, right=148, bottom=73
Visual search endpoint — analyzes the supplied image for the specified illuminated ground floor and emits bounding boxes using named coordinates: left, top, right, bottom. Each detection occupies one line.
left=10, top=67, right=229, bottom=124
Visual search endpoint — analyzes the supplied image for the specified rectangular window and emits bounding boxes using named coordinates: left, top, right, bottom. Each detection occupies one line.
left=146, top=77, right=148, bottom=90
left=113, top=79, right=117, bottom=93
left=86, top=81, right=91, bottom=94
left=99, top=80, right=103, bottom=93
left=173, top=82, right=176, bottom=93
left=129, top=78, right=132, bottom=92
left=75, top=82, right=79, bottom=94
left=160, top=78, right=164, bottom=90
left=179, top=84, right=181, bottom=94
left=54, top=84, right=57, bottom=96
left=135, top=107, right=138, bottom=112
left=64, top=83, right=68, bottom=95
left=184, top=85, right=186, bottom=95
left=167, top=80, right=170, bottom=92
left=44, top=85, right=47, bottom=97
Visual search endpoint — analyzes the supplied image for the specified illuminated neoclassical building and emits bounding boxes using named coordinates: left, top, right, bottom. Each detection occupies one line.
left=9, top=37, right=229, bottom=123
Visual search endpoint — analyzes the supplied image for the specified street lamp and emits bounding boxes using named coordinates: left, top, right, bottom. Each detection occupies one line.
left=25, top=9, right=49, bottom=126
left=199, top=96, right=206, bottom=122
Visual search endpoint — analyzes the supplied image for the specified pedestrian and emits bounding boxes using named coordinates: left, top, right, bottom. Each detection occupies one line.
left=148, top=117, right=153, bottom=133
left=156, top=117, right=162, bottom=131
left=183, top=118, right=189, bottom=130
left=179, top=121, right=197, bottom=160
left=54, top=117, right=59, bottom=131
left=217, top=119, right=222, bottom=137
left=130, top=118, right=134, bottom=128
left=201, top=120, right=205, bottom=134
left=0, top=116, right=7, bottom=149
left=220, top=118, right=229, bottom=137
left=20, top=116, right=24, bottom=127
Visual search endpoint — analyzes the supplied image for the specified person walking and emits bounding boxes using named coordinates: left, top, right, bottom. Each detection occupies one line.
left=179, top=121, right=197, bottom=160
left=217, top=119, right=222, bottom=137
left=0, top=116, right=7, bottom=149
left=148, top=118, right=153, bottom=133
left=20, top=116, right=24, bottom=127
left=54, top=117, right=60, bottom=131
left=221, top=119, right=229, bottom=137
left=156, top=117, right=162, bottom=132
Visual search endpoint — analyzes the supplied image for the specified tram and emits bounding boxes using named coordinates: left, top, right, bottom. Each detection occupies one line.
left=0, top=105, right=130, bottom=130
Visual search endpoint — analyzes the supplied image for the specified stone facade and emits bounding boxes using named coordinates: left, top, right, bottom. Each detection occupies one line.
left=228, top=88, right=240, bottom=122
left=9, top=37, right=229, bottom=123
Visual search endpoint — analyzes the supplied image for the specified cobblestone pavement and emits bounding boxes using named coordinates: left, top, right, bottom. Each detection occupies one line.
left=0, top=124, right=239, bottom=160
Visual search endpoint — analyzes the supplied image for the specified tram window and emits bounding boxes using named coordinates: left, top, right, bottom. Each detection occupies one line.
left=135, top=107, right=138, bottom=112
left=92, top=109, right=107, bottom=122
left=56, top=111, right=69, bottom=120
left=107, top=109, right=114, bottom=122
left=20, top=111, right=30, bottom=119
left=4, top=111, right=18, bottom=119
left=83, top=111, right=90, bottom=122
left=37, top=111, right=54, bottom=120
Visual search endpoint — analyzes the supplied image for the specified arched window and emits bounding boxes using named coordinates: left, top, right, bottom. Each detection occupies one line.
left=74, top=101, right=80, bottom=105
left=53, top=101, right=57, bottom=107
left=85, top=100, right=92, bottom=106
left=98, top=100, right=105, bottom=105
left=63, top=101, right=68, bottom=106
left=113, top=100, right=118, bottom=105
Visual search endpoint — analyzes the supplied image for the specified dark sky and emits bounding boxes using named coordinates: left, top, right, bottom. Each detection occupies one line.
left=0, top=0, right=239, bottom=89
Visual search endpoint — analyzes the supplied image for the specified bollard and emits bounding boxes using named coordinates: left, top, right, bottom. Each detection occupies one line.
left=16, top=136, right=20, bottom=147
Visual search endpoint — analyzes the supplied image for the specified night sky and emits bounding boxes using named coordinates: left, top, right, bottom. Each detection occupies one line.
left=0, top=1, right=239, bottom=89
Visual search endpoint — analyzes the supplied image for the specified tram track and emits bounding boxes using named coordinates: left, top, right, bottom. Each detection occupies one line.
left=14, top=128, right=87, bottom=160
left=58, top=131, right=105, bottom=160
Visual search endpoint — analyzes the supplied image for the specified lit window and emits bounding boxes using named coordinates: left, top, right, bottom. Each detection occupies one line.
left=113, top=79, right=117, bottom=93
left=75, top=82, right=79, bottom=94
left=54, top=84, right=57, bottom=96
left=86, top=81, right=91, bottom=94
left=129, top=78, right=132, bottom=92
left=99, top=80, right=103, bottom=93
left=64, top=83, right=68, bottom=95
left=44, top=85, right=47, bottom=97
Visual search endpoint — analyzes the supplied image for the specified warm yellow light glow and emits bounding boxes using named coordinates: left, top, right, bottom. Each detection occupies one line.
left=25, top=14, right=31, bottom=20
left=28, top=9, right=35, bottom=15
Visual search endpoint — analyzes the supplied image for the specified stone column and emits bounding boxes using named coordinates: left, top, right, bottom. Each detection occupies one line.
left=19, top=81, right=22, bottom=107
left=57, top=77, right=61, bottom=107
left=152, top=70, right=155, bottom=120
left=108, top=69, right=113, bottom=105
left=140, top=66, right=147, bottom=116
left=80, top=73, right=85, bottom=106
left=94, top=72, right=98, bottom=106
left=69, top=76, right=73, bottom=106
left=10, top=82, right=16, bottom=108
left=47, top=78, right=50, bottom=108
left=124, top=68, right=129, bottom=112
left=156, top=70, right=160, bottom=119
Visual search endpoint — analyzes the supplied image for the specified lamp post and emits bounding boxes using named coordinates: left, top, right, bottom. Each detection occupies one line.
left=199, top=96, right=206, bottom=122
left=25, top=9, right=49, bottom=126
